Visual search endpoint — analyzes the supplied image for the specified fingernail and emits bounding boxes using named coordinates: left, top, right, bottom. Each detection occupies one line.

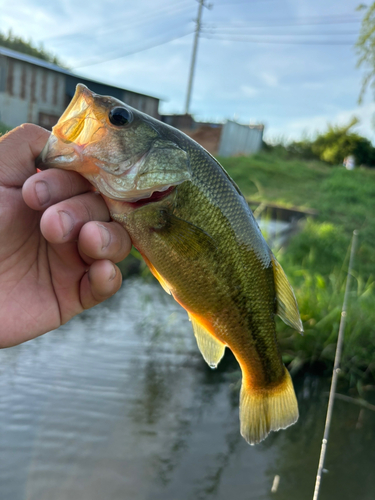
left=35, top=180, right=51, bottom=206
left=96, top=223, right=111, bottom=250
left=109, top=264, right=117, bottom=281
left=58, top=210, right=74, bottom=238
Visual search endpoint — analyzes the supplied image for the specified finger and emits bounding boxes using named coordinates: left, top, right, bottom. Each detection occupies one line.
left=78, top=221, right=132, bottom=265
left=22, top=168, right=93, bottom=211
left=80, top=260, right=122, bottom=310
left=0, top=124, right=50, bottom=186
left=41, top=192, right=110, bottom=244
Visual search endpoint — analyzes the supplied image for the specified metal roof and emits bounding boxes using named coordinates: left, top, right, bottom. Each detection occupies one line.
left=0, top=46, right=162, bottom=100
left=0, top=46, right=73, bottom=75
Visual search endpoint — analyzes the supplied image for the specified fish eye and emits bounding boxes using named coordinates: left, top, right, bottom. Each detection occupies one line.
left=109, top=107, right=132, bottom=127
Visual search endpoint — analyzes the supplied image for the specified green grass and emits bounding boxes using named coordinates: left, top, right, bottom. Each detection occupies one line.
left=220, top=151, right=375, bottom=383
left=0, top=122, right=11, bottom=136
left=220, top=151, right=375, bottom=279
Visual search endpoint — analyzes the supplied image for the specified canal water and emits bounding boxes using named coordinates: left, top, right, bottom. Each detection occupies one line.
left=1, top=279, right=374, bottom=500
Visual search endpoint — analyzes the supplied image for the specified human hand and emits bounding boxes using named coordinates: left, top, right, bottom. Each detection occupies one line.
left=0, top=124, right=131, bottom=347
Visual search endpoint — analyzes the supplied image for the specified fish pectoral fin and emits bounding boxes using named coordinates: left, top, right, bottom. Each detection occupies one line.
left=165, top=214, right=217, bottom=260
left=188, top=313, right=225, bottom=369
left=142, top=255, right=171, bottom=295
left=240, top=368, right=299, bottom=445
left=271, top=255, right=304, bottom=334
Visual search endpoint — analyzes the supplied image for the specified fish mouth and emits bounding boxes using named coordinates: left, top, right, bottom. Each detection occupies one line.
left=36, top=84, right=109, bottom=173
left=53, top=84, right=107, bottom=145
left=36, top=84, right=191, bottom=205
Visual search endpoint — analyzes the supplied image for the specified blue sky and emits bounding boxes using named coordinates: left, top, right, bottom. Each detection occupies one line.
left=1, top=0, right=373, bottom=143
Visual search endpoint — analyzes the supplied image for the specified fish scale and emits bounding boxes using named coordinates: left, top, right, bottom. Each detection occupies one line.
left=37, top=84, right=304, bottom=445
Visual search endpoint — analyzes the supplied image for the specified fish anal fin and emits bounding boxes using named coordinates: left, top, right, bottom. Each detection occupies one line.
left=271, top=255, right=303, bottom=334
left=141, top=254, right=171, bottom=295
left=188, top=313, right=225, bottom=369
left=240, top=367, right=299, bottom=445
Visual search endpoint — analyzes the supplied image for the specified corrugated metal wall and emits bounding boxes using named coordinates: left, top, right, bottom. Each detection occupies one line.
left=218, top=120, right=264, bottom=157
left=0, top=56, right=65, bottom=128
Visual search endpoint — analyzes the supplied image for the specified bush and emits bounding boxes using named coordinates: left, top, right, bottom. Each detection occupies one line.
left=265, top=118, right=375, bottom=167
left=310, top=120, right=375, bottom=166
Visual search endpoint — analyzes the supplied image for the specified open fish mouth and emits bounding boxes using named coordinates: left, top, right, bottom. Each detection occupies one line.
left=36, top=83, right=191, bottom=203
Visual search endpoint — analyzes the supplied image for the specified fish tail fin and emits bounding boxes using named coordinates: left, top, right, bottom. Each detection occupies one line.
left=240, top=368, right=298, bottom=445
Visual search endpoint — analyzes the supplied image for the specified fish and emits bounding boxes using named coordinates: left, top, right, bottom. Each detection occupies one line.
left=37, top=84, right=303, bottom=445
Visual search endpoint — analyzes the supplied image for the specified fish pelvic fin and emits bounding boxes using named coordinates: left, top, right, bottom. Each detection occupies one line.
left=240, top=367, right=298, bottom=445
left=188, top=313, right=226, bottom=369
left=271, top=255, right=304, bottom=334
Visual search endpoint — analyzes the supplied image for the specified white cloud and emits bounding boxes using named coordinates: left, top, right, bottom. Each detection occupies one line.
left=241, top=85, right=259, bottom=97
left=264, top=102, right=375, bottom=143
left=260, top=72, right=279, bottom=88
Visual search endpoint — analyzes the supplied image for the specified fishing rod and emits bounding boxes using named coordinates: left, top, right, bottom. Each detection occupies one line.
left=312, top=229, right=359, bottom=500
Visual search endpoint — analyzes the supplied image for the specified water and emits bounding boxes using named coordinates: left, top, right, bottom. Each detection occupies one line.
left=1, top=279, right=375, bottom=500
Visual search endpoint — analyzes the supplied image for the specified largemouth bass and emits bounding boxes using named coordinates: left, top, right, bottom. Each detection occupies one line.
left=37, top=84, right=303, bottom=445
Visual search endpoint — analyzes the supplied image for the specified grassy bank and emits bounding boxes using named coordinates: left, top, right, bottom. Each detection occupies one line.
left=220, top=152, right=375, bottom=384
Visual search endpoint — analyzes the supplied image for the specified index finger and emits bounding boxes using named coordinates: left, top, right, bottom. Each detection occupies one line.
left=23, top=168, right=94, bottom=211
left=0, top=124, right=50, bottom=187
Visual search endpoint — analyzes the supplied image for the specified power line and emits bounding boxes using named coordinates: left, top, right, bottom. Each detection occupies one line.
left=201, top=34, right=356, bottom=45
left=43, top=0, right=195, bottom=44
left=202, top=15, right=361, bottom=29
left=214, top=0, right=276, bottom=5
left=201, top=30, right=359, bottom=36
left=73, top=31, right=193, bottom=69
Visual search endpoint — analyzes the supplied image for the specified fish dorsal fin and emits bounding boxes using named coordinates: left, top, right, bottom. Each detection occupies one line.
left=141, top=254, right=171, bottom=295
left=188, top=313, right=226, bottom=369
left=271, top=255, right=304, bottom=334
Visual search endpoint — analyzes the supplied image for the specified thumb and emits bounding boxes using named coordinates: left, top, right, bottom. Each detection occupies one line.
left=0, top=124, right=50, bottom=187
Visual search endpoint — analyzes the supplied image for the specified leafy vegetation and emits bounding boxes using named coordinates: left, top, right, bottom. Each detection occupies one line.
left=356, top=2, right=375, bottom=104
left=0, top=30, right=66, bottom=67
left=265, top=118, right=375, bottom=167
left=0, top=122, right=10, bottom=136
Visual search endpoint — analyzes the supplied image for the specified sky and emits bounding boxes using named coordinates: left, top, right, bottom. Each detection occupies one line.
left=1, top=0, right=373, bottom=143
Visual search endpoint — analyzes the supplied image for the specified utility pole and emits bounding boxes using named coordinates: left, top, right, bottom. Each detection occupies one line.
left=184, top=0, right=210, bottom=115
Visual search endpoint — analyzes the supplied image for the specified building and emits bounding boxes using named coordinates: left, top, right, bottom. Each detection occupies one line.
left=160, top=113, right=196, bottom=130
left=218, top=121, right=264, bottom=157
left=159, top=113, right=264, bottom=156
left=0, top=46, right=160, bottom=130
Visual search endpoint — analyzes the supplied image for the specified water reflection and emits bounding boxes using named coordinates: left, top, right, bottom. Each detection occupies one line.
left=0, top=279, right=374, bottom=500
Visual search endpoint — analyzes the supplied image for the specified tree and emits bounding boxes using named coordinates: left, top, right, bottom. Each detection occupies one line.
left=0, top=30, right=66, bottom=67
left=282, top=118, right=375, bottom=166
left=356, top=3, right=375, bottom=103
left=310, top=118, right=375, bottom=166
